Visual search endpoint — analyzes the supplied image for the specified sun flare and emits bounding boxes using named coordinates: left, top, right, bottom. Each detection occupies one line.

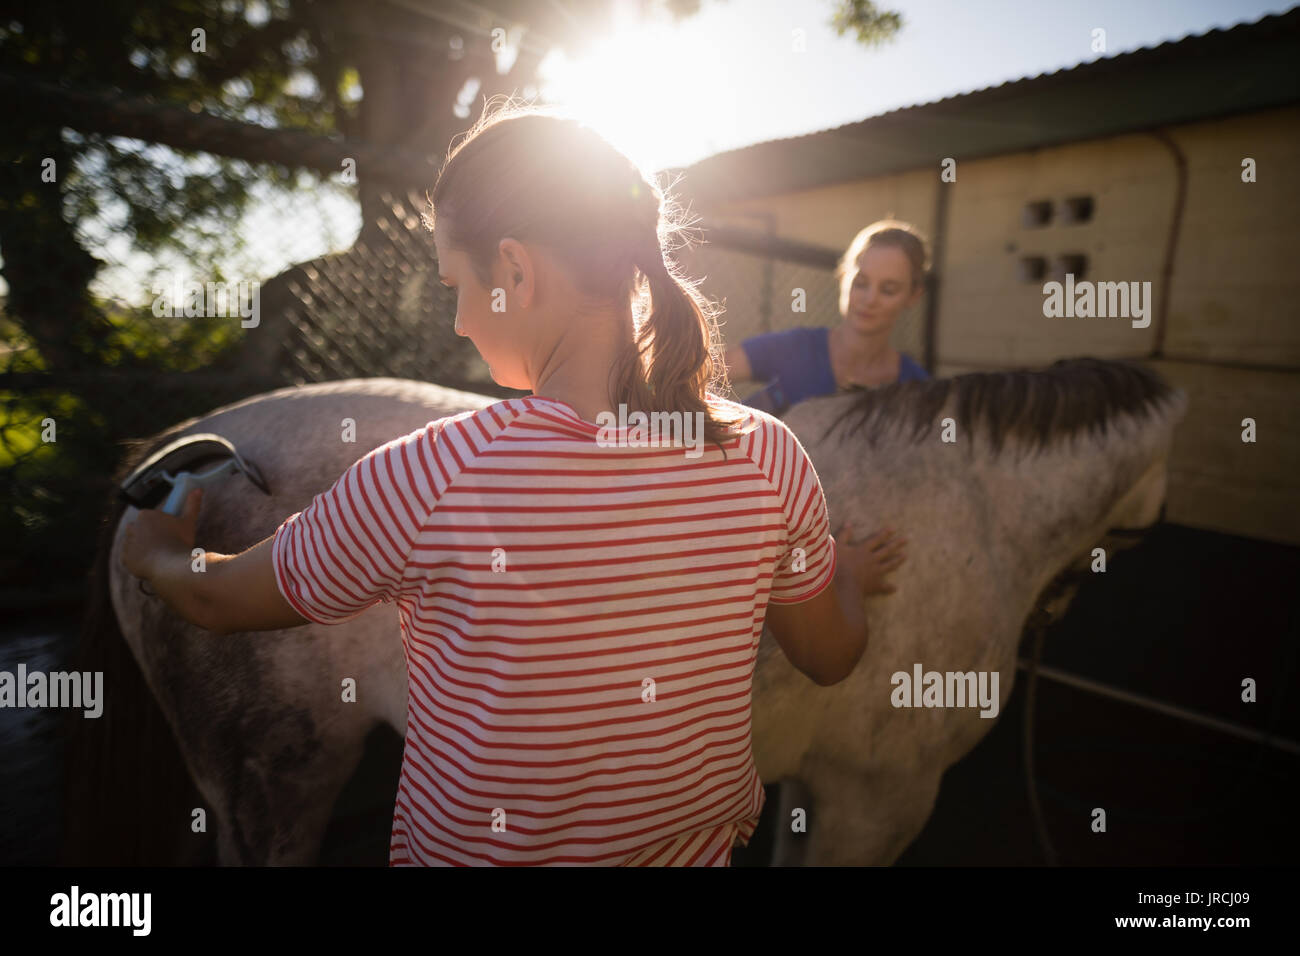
left=535, top=8, right=743, bottom=176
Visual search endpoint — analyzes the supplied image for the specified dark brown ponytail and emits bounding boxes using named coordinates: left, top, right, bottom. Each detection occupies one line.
left=607, top=187, right=747, bottom=449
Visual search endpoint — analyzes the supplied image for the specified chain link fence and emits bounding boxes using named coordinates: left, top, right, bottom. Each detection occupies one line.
left=244, top=186, right=494, bottom=390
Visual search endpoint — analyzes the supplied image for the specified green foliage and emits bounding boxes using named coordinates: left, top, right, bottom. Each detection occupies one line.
left=2, top=1, right=353, bottom=305
left=830, top=0, right=903, bottom=46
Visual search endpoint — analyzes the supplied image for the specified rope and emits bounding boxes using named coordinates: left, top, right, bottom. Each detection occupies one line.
left=1023, top=615, right=1059, bottom=865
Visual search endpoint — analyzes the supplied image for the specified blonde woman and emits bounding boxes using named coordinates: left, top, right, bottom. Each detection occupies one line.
left=725, top=220, right=930, bottom=414
left=722, top=221, right=929, bottom=597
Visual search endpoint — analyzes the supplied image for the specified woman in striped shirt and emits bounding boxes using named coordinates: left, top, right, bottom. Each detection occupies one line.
left=122, top=101, right=896, bottom=866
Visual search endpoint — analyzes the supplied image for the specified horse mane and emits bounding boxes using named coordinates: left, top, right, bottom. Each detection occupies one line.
left=822, top=357, right=1178, bottom=455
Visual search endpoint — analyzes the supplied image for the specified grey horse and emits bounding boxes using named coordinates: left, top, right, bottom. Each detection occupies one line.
left=64, top=358, right=1185, bottom=865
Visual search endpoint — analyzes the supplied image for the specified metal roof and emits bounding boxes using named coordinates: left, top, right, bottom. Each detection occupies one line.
left=675, top=8, right=1300, bottom=203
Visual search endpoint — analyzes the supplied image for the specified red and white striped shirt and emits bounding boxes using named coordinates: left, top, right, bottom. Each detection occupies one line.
left=272, top=393, right=836, bottom=866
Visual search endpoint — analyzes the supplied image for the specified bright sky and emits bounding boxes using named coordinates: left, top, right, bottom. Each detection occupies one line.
left=539, top=0, right=1296, bottom=174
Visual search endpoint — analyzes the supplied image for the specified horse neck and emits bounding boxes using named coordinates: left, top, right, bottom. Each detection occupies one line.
left=973, top=413, right=1169, bottom=586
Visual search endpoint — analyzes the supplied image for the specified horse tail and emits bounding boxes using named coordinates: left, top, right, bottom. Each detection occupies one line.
left=58, top=424, right=216, bottom=865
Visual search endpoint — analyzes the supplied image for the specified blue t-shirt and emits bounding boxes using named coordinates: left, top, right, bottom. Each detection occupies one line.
left=739, top=326, right=928, bottom=416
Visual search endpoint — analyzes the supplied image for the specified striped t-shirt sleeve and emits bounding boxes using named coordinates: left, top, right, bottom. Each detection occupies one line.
left=765, top=419, right=837, bottom=604
left=272, top=420, right=447, bottom=626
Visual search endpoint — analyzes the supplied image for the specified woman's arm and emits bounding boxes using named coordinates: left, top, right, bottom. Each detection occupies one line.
left=204, top=538, right=311, bottom=634
left=765, top=528, right=876, bottom=686
left=137, top=535, right=309, bottom=635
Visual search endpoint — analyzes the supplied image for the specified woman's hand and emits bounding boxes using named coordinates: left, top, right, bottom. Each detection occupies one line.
left=122, top=488, right=203, bottom=583
left=833, top=523, right=907, bottom=596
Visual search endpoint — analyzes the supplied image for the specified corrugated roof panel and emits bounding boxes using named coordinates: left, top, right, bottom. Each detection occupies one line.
left=677, top=8, right=1300, bottom=202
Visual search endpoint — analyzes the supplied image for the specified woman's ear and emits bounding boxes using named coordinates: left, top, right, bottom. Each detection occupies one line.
left=496, top=238, right=535, bottom=307
left=905, top=281, right=925, bottom=309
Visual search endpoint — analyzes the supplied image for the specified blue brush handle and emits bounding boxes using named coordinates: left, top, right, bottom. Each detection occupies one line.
left=159, top=459, right=238, bottom=515
left=161, top=473, right=200, bottom=516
